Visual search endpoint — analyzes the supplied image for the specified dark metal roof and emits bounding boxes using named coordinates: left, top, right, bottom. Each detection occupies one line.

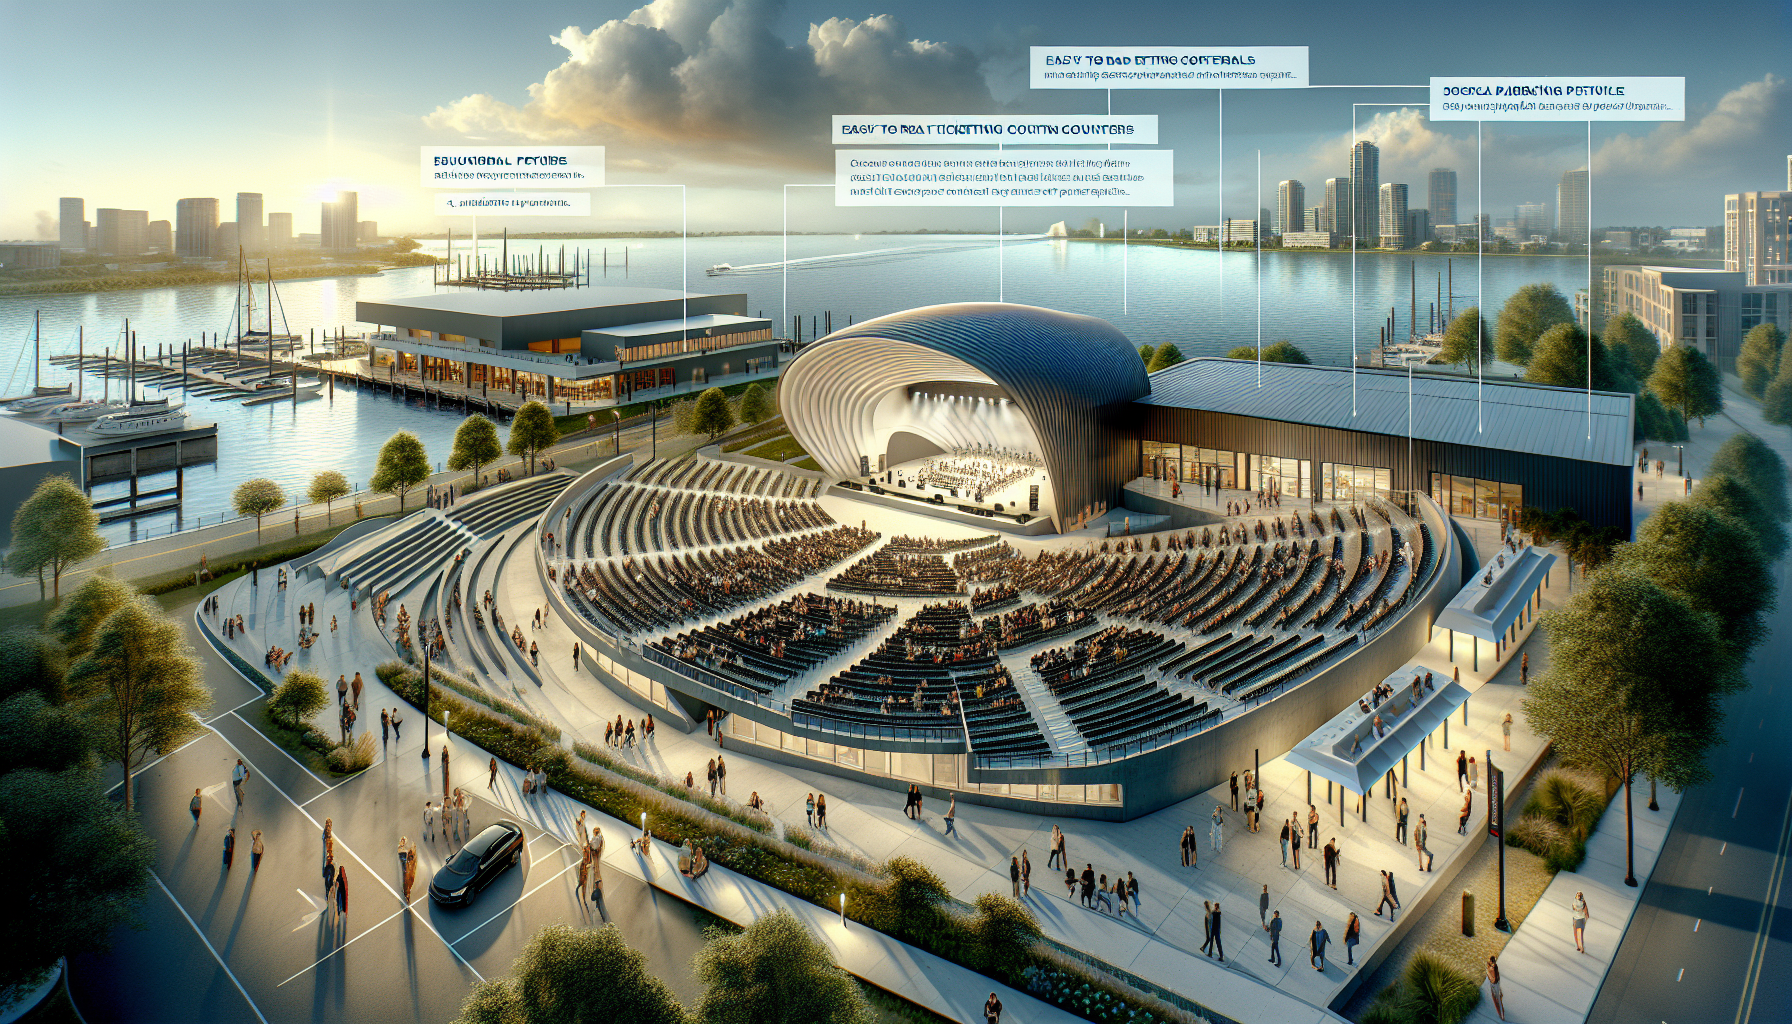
left=1137, top=358, right=1634, bottom=466
left=367, top=286, right=707, bottom=317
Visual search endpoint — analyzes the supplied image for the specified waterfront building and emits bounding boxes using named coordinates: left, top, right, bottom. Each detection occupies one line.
left=1724, top=189, right=1791, bottom=285
left=176, top=198, right=219, bottom=258
left=94, top=208, right=147, bottom=256
left=1428, top=169, right=1457, bottom=229
left=1304, top=207, right=1321, bottom=232
left=358, top=220, right=379, bottom=242
left=1557, top=169, right=1589, bottom=246
left=1602, top=264, right=1792, bottom=374
left=147, top=220, right=172, bottom=253
left=1378, top=183, right=1408, bottom=249
left=1405, top=208, right=1431, bottom=247
left=320, top=191, right=358, bottom=251
left=1324, top=177, right=1351, bottom=238
left=58, top=198, right=85, bottom=250
left=267, top=212, right=292, bottom=249
left=216, top=221, right=239, bottom=256
left=1515, top=203, right=1550, bottom=243
left=0, top=243, right=63, bottom=270
left=1281, top=231, right=1337, bottom=249
left=1275, top=180, right=1305, bottom=237
left=1351, top=142, right=1379, bottom=245
left=237, top=192, right=264, bottom=252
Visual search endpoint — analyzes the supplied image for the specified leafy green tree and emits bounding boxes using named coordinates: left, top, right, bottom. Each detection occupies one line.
left=1690, top=474, right=1788, bottom=559
left=854, top=855, right=949, bottom=943
left=1138, top=344, right=1156, bottom=366
left=0, top=766, right=154, bottom=992
left=1602, top=312, right=1659, bottom=381
left=372, top=431, right=430, bottom=511
left=1762, top=342, right=1792, bottom=429
left=1437, top=308, right=1493, bottom=372
left=1737, top=323, right=1786, bottom=398
left=448, top=415, right=503, bottom=485
left=46, top=575, right=135, bottom=661
left=1146, top=342, right=1186, bottom=372
left=738, top=383, right=773, bottom=425
left=307, top=470, right=350, bottom=525
left=1647, top=345, right=1723, bottom=427
left=971, top=892, right=1043, bottom=977
left=506, top=401, right=561, bottom=475
left=451, top=923, right=689, bottom=1024
left=0, top=628, right=59, bottom=704
left=7, top=475, right=106, bottom=602
left=1706, top=432, right=1790, bottom=521
left=64, top=598, right=209, bottom=811
left=1227, top=340, right=1312, bottom=365
left=232, top=477, right=285, bottom=543
left=1613, top=501, right=1775, bottom=663
left=1496, top=283, right=1574, bottom=366
left=1523, top=565, right=1727, bottom=886
left=691, top=387, right=735, bottom=440
left=0, top=692, right=91, bottom=775
left=1525, top=323, right=1623, bottom=391
left=669, top=396, right=698, bottom=435
left=1633, top=391, right=1676, bottom=442
left=692, top=910, right=871, bottom=1024
left=269, top=669, right=329, bottom=729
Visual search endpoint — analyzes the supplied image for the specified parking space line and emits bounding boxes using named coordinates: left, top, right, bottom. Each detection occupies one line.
left=151, top=872, right=270, bottom=1024
left=275, top=903, right=416, bottom=987
left=448, top=858, right=582, bottom=948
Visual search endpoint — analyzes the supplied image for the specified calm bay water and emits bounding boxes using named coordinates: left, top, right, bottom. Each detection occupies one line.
left=0, top=236, right=1596, bottom=543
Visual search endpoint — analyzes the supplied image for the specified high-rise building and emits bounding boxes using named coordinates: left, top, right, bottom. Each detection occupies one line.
left=1557, top=169, right=1589, bottom=246
left=94, top=208, right=148, bottom=255
left=357, top=221, right=379, bottom=242
left=237, top=192, right=265, bottom=252
left=147, top=220, right=172, bottom=252
left=1725, top=189, right=1792, bottom=285
left=1304, top=207, right=1322, bottom=232
left=58, top=198, right=84, bottom=249
left=1274, top=180, right=1305, bottom=238
left=216, top=222, right=239, bottom=256
left=1378, top=183, right=1408, bottom=249
left=1428, top=169, right=1457, bottom=229
left=176, top=198, right=219, bottom=258
left=1351, top=142, right=1380, bottom=246
left=320, top=191, right=359, bottom=251
left=1516, top=202, right=1550, bottom=242
left=1324, top=177, right=1351, bottom=238
left=267, top=212, right=292, bottom=249
left=1405, top=208, right=1431, bottom=247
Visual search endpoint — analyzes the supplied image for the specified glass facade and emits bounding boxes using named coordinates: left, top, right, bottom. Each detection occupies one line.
left=1430, top=473, right=1523, bottom=521
left=1321, top=463, right=1390, bottom=501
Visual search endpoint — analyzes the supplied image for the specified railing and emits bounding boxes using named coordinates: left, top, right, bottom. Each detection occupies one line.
left=787, top=710, right=963, bottom=745
left=641, top=645, right=778, bottom=707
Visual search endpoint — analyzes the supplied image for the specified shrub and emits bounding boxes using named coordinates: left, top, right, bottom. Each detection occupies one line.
left=971, top=892, right=1044, bottom=977
left=269, top=670, right=328, bottom=728
left=325, top=732, right=375, bottom=774
left=1398, top=951, right=1482, bottom=1024
left=1530, top=769, right=1603, bottom=840
left=1506, top=813, right=1566, bottom=858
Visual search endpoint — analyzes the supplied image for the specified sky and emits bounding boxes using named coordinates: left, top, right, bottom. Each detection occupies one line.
left=2, top=0, right=1788, bottom=240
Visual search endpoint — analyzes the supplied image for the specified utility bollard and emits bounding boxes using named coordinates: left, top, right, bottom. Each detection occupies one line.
left=1462, top=891, right=1475, bottom=936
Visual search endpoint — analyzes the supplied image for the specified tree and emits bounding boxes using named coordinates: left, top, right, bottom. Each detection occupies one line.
left=669, top=396, right=698, bottom=435
left=0, top=766, right=154, bottom=992
left=738, top=383, right=773, bottom=425
left=1438, top=308, right=1493, bottom=372
left=506, top=401, right=561, bottom=475
left=1146, top=342, right=1186, bottom=372
left=1525, top=323, right=1623, bottom=391
left=232, top=477, right=285, bottom=543
left=1737, top=323, right=1786, bottom=399
left=1603, top=312, right=1660, bottom=381
left=451, top=924, right=688, bottom=1024
left=1138, top=344, right=1156, bottom=366
left=63, top=598, right=209, bottom=811
left=1612, top=501, right=1775, bottom=664
left=1647, top=345, right=1723, bottom=427
left=0, top=628, right=59, bottom=704
left=0, top=692, right=91, bottom=776
left=46, top=574, right=135, bottom=660
left=692, top=910, right=871, bottom=1024
left=307, top=470, right=350, bottom=525
left=1496, top=283, right=1574, bottom=366
left=1226, top=340, right=1311, bottom=365
left=1706, top=432, right=1790, bottom=521
left=691, top=387, right=735, bottom=440
left=372, top=431, right=430, bottom=512
left=1523, top=565, right=1727, bottom=886
left=970, top=892, right=1043, bottom=977
left=1690, top=474, right=1789, bottom=559
left=7, top=475, right=106, bottom=602
left=269, top=669, right=329, bottom=729
left=854, top=855, right=949, bottom=943
left=448, top=415, right=503, bottom=484
left=1762, top=341, right=1792, bottom=429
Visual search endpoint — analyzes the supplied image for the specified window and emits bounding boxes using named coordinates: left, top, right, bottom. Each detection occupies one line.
left=1323, top=463, right=1389, bottom=501
left=1432, top=474, right=1522, bottom=521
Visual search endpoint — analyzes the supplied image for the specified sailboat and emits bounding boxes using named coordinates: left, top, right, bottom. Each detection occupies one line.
left=224, top=250, right=301, bottom=357
left=3, top=312, right=73, bottom=409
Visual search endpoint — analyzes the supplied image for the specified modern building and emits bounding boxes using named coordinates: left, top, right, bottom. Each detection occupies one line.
left=215, top=221, right=239, bottom=256
left=355, top=286, right=784, bottom=408
left=0, top=419, right=84, bottom=547
left=1515, top=203, right=1550, bottom=243
left=1725, top=189, right=1790, bottom=285
left=94, top=208, right=147, bottom=256
left=267, top=212, right=292, bottom=249
left=1602, top=230, right=1635, bottom=250
left=1190, top=221, right=1259, bottom=244
left=1428, top=169, right=1457, bottom=229
left=1275, top=180, right=1305, bottom=238
left=236, top=192, right=264, bottom=252
left=320, top=191, right=358, bottom=251
left=58, top=198, right=85, bottom=250
left=1304, top=207, right=1322, bottom=232
left=147, top=220, right=172, bottom=253
left=0, top=243, right=62, bottom=270
left=1350, top=142, right=1380, bottom=245
left=1404, top=208, right=1431, bottom=247
left=1557, top=169, right=1589, bottom=246
left=1281, top=231, right=1337, bottom=249
left=1378, top=183, right=1408, bottom=249
left=1602, top=265, right=1792, bottom=374
left=176, top=197, right=219, bottom=258
left=1324, top=177, right=1351, bottom=238
left=357, top=221, right=379, bottom=242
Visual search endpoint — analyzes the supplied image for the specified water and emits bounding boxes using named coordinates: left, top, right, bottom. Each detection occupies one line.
left=0, top=237, right=1597, bottom=543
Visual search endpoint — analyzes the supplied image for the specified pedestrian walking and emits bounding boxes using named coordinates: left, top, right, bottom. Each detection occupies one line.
left=1259, top=883, right=1270, bottom=926
left=1520, top=652, right=1529, bottom=686
left=223, top=827, right=236, bottom=869
left=322, top=856, right=336, bottom=912
left=1503, top=713, right=1513, bottom=751
left=1416, top=815, right=1432, bottom=871
left=1267, top=910, right=1283, bottom=966
left=337, top=675, right=348, bottom=706
left=1081, top=864, right=1095, bottom=908
left=488, top=756, right=499, bottom=789
left=1210, top=902, right=1225, bottom=962
left=1487, top=955, right=1506, bottom=1020
left=1310, top=921, right=1329, bottom=972
left=984, top=992, right=1003, bottom=1024
left=1279, top=818, right=1290, bottom=866
left=816, top=793, right=828, bottom=829
left=1469, top=756, right=1479, bottom=791
left=1211, top=804, right=1224, bottom=853
left=1010, top=856, right=1022, bottom=898
left=1183, top=824, right=1198, bottom=866
left=1458, top=789, right=1474, bottom=834
left=1054, top=825, right=1067, bottom=869
left=716, top=755, right=727, bottom=794
left=576, top=810, right=588, bottom=849
left=424, top=800, right=437, bottom=841
left=323, top=818, right=335, bottom=864
left=1376, top=870, right=1400, bottom=920
left=1064, top=867, right=1077, bottom=900
left=232, top=759, right=250, bottom=805
left=1022, top=850, right=1032, bottom=896
left=1308, top=804, right=1319, bottom=848
left=806, top=793, right=815, bottom=825
left=944, top=795, right=958, bottom=837
left=1396, top=797, right=1409, bottom=845
left=391, top=707, right=402, bottom=741
left=591, top=874, right=609, bottom=923
left=190, top=787, right=203, bottom=824
left=1049, top=824, right=1064, bottom=869
left=577, top=845, right=591, bottom=900
left=442, top=744, right=451, bottom=800
left=381, top=709, right=390, bottom=748
left=336, top=865, right=348, bottom=919
left=1323, top=839, right=1339, bottom=888
left=1230, top=771, right=1240, bottom=811
left=1200, top=900, right=1215, bottom=956
left=1570, top=891, right=1591, bottom=953
left=1344, top=912, right=1361, bottom=966
left=1457, top=749, right=1469, bottom=791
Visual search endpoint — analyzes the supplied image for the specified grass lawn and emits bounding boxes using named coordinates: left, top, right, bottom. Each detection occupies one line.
left=744, top=433, right=809, bottom=463
left=792, top=456, right=822, bottom=472
left=252, top=701, right=337, bottom=777
left=720, top=416, right=789, bottom=452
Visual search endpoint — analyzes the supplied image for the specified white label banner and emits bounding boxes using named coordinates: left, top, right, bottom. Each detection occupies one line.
left=836, top=150, right=1174, bottom=207
left=433, top=193, right=593, bottom=216
left=832, top=114, right=1157, bottom=145
left=1429, top=77, right=1685, bottom=121
left=1030, top=46, right=1307, bottom=89
left=421, top=146, right=604, bottom=188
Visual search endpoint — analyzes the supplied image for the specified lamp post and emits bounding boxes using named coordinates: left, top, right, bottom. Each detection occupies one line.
left=421, top=622, right=433, bottom=763
left=1672, top=444, right=1685, bottom=478
left=613, top=409, right=621, bottom=454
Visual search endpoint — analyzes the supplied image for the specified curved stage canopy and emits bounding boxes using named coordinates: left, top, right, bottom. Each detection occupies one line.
left=781, top=303, right=1150, bottom=529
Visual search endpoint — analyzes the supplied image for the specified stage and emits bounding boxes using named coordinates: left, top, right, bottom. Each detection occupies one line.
left=853, top=449, right=1055, bottom=531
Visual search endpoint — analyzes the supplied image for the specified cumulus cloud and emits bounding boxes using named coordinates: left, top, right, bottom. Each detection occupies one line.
left=1288, top=108, right=1476, bottom=193
left=1594, top=74, right=1788, bottom=176
left=424, top=0, right=996, bottom=172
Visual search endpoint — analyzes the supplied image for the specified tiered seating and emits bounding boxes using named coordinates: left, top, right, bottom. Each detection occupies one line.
left=566, top=457, right=835, bottom=559
left=953, top=542, right=1018, bottom=583
left=451, top=474, right=570, bottom=535
left=651, top=594, right=894, bottom=694
left=1033, top=626, right=1203, bottom=747
left=981, top=598, right=1097, bottom=650
left=328, top=513, right=474, bottom=598
left=828, top=550, right=961, bottom=596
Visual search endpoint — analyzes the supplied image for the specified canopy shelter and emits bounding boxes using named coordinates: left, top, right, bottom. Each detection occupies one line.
left=1433, top=542, right=1556, bottom=670
left=1284, top=663, right=1470, bottom=822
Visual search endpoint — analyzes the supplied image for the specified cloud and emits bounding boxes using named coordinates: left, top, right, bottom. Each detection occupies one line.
left=34, top=210, right=55, bottom=239
left=423, top=0, right=996, bottom=172
left=1594, top=74, right=1788, bottom=176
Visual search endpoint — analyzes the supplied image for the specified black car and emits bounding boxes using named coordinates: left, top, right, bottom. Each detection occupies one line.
left=429, top=820, right=525, bottom=906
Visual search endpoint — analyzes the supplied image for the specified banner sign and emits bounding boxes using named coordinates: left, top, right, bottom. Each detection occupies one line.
left=421, top=146, right=605, bottom=188
left=1030, top=46, right=1307, bottom=89
left=1429, top=77, right=1684, bottom=121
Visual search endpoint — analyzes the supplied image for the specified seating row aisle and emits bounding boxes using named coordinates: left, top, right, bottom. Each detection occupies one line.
left=650, top=594, right=895, bottom=695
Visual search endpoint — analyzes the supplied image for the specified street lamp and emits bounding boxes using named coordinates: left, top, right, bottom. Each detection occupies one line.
left=421, top=620, right=434, bottom=764
left=613, top=409, right=621, bottom=454
left=1672, top=444, right=1685, bottom=478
